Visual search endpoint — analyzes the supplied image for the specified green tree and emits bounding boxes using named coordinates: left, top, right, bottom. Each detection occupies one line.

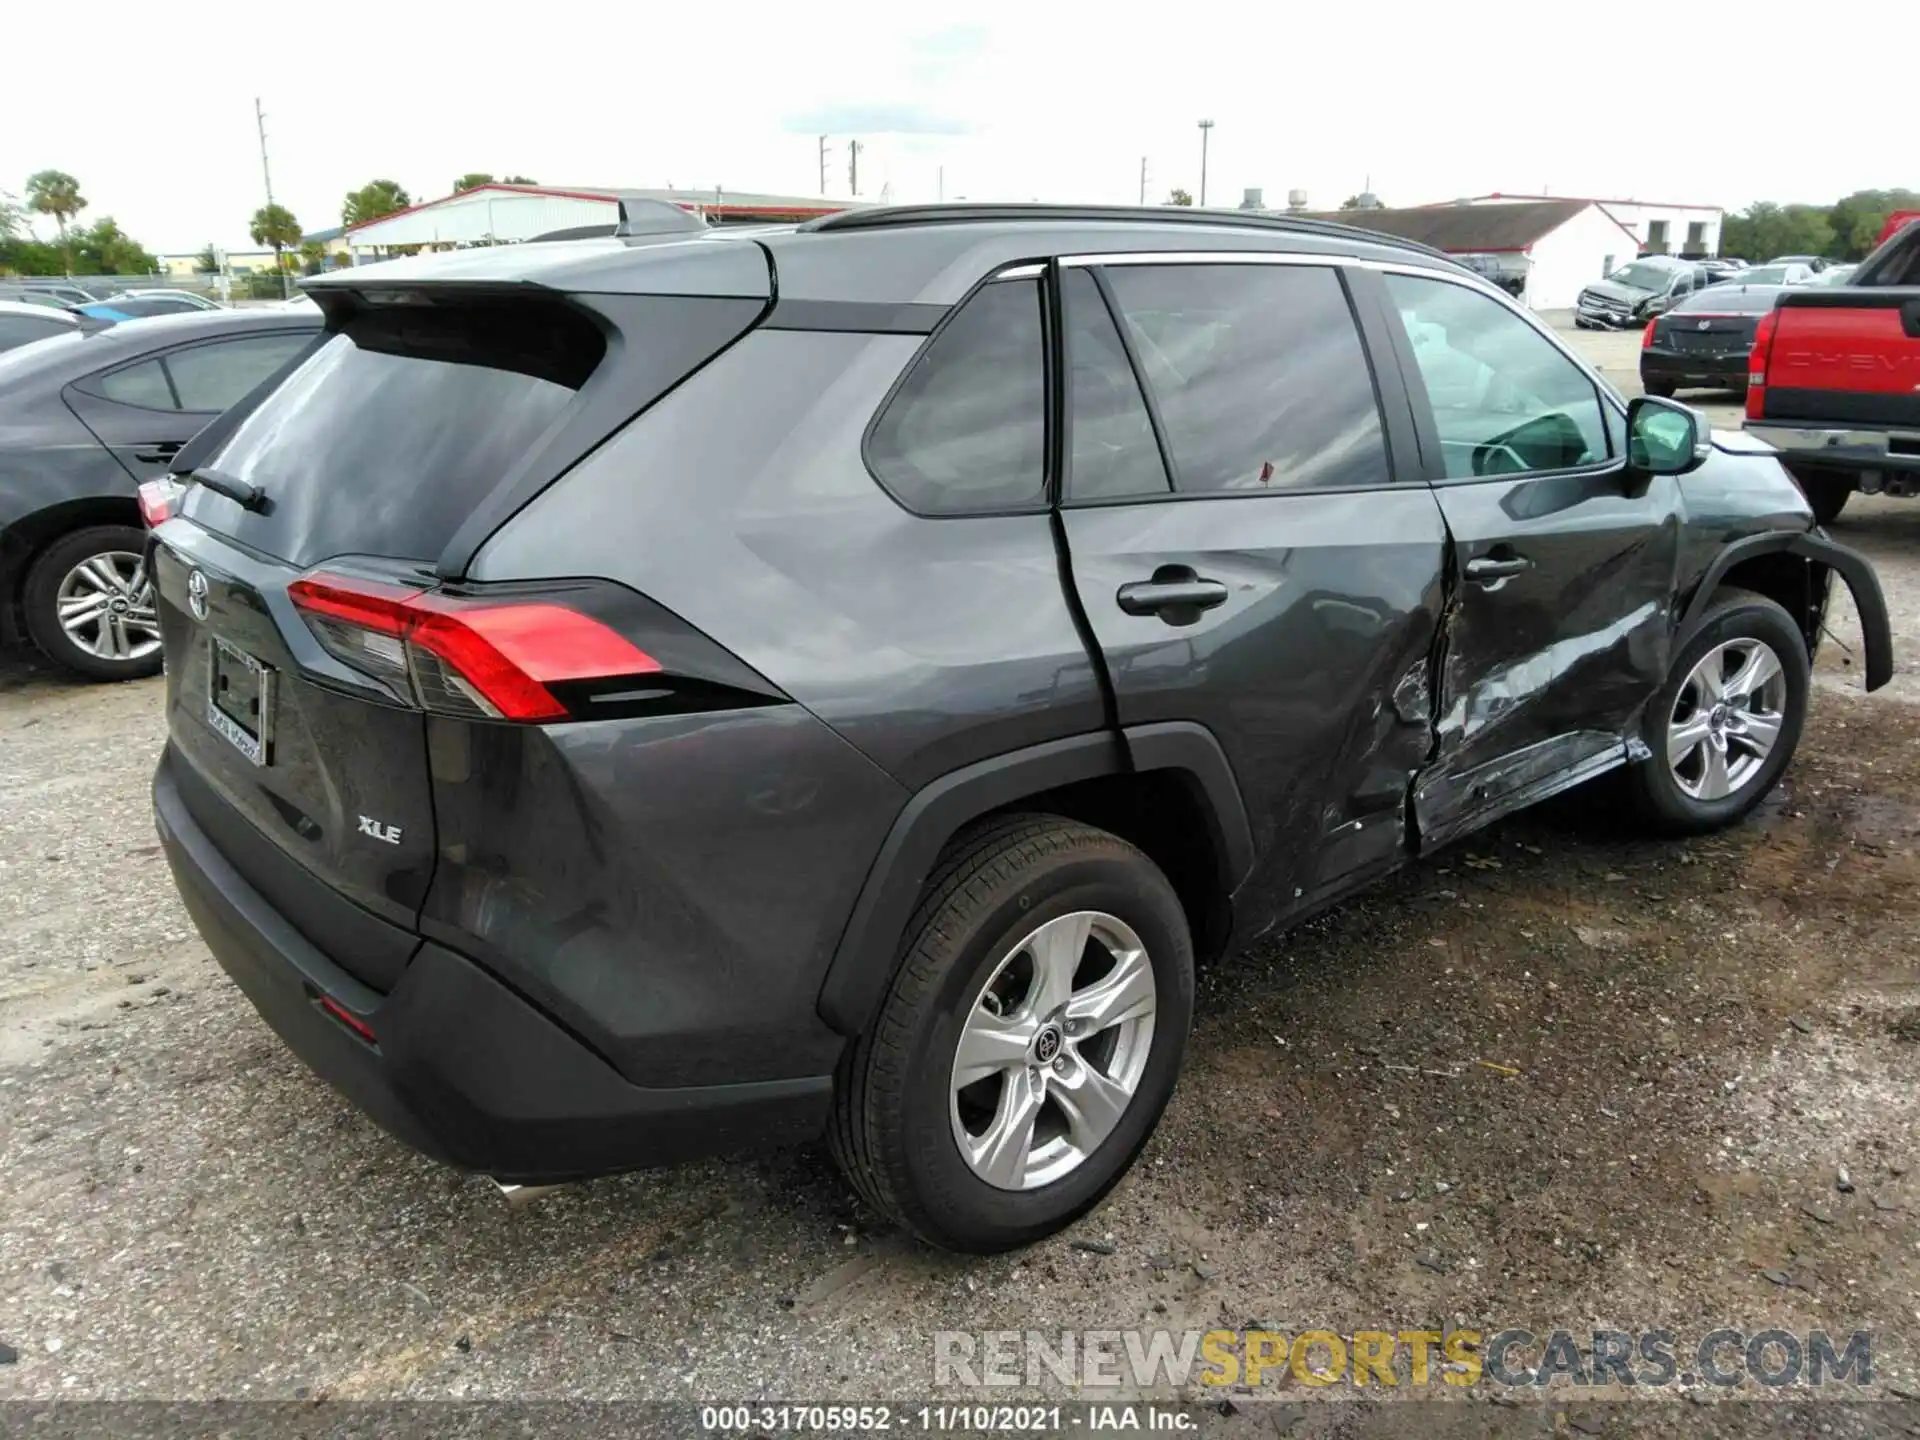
left=341, top=179, right=412, bottom=228
left=68, top=218, right=157, bottom=276
left=1824, top=188, right=1920, bottom=260
left=501, top=174, right=537, bottom=185
left=195, top=244, right=220, bottom=274
left=25, top=169, right=86, bottom=274
left=1166, top=188, right=1193, bottom=207
left=0, top=191, right=23, bottom=240
left=249, top=202, right=302, bottom=286
left=1721, top=201, right=1834, bottom=263
left=299, top=239, right=328, bottom=275
left=452, top=172, right=495, bottom=194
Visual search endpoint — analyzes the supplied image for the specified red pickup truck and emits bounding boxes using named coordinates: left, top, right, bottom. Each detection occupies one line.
left=1745, top=213, right=1920, bottom=522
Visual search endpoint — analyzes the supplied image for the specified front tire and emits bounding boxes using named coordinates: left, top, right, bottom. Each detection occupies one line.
left=830, top=814, right=1194, bottom=1252
left=22, top=525, right=164, bottom=681
left=1624, top=588, right=1808, bottom=835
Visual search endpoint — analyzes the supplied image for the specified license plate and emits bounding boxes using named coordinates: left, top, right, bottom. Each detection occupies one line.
left=206, top=637, right=274, bottom=766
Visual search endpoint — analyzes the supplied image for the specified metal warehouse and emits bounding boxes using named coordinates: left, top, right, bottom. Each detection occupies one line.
left=341, top=182, right=852, bottom=257
left=1305, top=194, right=1725, bottom=310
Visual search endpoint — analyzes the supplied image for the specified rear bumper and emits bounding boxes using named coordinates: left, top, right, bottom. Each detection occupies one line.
left=1641, top=349, right=1748, bottom=387
left=154, top=750, right=833, bottom=1182
left=1744, top=421, right=1920, bottom=476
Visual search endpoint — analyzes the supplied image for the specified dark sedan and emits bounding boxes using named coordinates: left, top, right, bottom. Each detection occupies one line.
left=0, top=308, right=320, bottom=680
left=1639, top=283, right=1786, bottom=398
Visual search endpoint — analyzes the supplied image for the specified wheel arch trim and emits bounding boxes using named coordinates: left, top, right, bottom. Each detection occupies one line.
left=816, top=724, right=1254, bottom=1038
left=1681, top=530, right=1892, bottom=693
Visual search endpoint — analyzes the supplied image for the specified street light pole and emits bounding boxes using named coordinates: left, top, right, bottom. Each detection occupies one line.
left=1197, top=119, right=1214, bottom=207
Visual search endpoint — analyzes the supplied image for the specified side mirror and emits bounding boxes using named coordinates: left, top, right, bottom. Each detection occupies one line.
left=1627, top=395, right=1709, bottom=476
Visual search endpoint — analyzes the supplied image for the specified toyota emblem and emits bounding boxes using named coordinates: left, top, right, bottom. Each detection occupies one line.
left=187, top=568, right=209, bottom=620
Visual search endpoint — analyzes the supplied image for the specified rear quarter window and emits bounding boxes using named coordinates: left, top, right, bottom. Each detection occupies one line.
left=866, top=275, right=1048, bottom=515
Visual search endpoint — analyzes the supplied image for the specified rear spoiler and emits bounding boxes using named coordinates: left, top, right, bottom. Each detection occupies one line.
left=614, top=193, right=707, bottom=239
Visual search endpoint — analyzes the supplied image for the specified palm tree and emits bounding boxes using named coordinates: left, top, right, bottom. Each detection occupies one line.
left=249, top=203, right=302, bottom=296
left=26, top=170, right=86, bottom=274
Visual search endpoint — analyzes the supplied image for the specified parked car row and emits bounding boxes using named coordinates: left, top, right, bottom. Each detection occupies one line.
left=0, top=307, right=320, bottom=676
left=1576, top=253, right=1830, bottom=332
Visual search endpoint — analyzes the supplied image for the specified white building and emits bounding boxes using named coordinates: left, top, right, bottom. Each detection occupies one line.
left=1303, top=194, right=1724, bottom=311
left=341, top=183, right=850, bottom=259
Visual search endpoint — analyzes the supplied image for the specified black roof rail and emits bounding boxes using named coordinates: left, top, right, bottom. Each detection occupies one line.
left=800, top=203, right=1451, bottom=261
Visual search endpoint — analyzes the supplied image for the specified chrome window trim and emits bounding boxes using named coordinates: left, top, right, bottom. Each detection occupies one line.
left=1056, top=249, right=1628, bottom=419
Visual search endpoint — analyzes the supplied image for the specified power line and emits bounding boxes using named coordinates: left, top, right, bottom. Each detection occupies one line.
left=254, top=97, right=288, bottom=299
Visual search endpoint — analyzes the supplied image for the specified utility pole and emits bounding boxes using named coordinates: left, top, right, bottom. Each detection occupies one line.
left=255, top=97, right=288, bottom=299
left=848, top=139, right=863, bottom=197
left=818, top=135, right=829, bottom=196
left=1139, top=156, right=1149, bottom=205
left=1197, top=119, right=1214, bottom=208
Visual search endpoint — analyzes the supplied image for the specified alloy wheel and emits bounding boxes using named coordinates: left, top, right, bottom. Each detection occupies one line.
left=55, top=551, right=161, bottom=663
left=949, top=910, right=1157, bottom=1191
left=1667, top=637, right=1787, bottom=801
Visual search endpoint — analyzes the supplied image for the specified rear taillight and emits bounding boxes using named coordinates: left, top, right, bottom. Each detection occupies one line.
left=288, top=572, right=660, bottom=722
left=1746, top=308, right=1779, bottom=419
left=1642, top=317, right=1658, bottom=349
left=137, top=476, right=186, bottom=527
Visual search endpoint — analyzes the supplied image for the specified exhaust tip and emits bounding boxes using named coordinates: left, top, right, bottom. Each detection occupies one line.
left=491, top=1179, right=566, bottom=1209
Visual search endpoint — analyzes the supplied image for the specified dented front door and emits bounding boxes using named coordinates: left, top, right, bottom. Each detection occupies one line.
left=1369, top=269, right=1684, bottom=848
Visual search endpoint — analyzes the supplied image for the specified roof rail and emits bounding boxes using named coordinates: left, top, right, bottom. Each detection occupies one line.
left=800, top=203, right=1451, bottom=261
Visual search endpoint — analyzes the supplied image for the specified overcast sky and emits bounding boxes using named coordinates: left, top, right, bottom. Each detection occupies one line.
left=4, top=3, right=1910, bottom=255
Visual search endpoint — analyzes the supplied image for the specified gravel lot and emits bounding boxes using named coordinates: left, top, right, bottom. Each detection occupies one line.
left=4, top=323, right=1919, bottom=1431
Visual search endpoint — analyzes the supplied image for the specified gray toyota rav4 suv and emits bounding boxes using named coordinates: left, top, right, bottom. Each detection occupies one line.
left=148, top=205, right=1893, bottom=1252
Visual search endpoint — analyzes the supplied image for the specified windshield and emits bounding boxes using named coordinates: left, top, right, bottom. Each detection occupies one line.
left=1734, top=266, right=1791, bottom=284
left=1604, top=262, right=1676, bottom=292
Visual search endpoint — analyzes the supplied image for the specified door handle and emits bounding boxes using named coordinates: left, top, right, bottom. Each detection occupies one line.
left=134, top=440, right=184, bottom=464
left=1464, top=553, right=1533, bottom=582
left=1115, top=566, right=1229, bottom=623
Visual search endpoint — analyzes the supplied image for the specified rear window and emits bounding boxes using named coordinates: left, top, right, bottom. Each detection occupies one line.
left=192, top=299, right=607, bottom=565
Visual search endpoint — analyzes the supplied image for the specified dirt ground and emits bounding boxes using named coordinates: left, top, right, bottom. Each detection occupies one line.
left=3, top=325, right=1919, bottom=1434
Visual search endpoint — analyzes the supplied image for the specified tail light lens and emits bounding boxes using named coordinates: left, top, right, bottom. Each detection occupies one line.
left=1642, top=317, right=1659, bottom=349
left=288, top=572, right=660, bottom=722
left=1746, top=308, right=1779, bottom=419
left=137, top=476, right=187, bottom=527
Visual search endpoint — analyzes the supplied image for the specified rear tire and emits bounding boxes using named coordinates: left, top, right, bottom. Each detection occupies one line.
left=22, top=525, right=164, bottom=682
left=829, top=814, right=1194, bottom=1252
left=1642, top=379, right=1677, bottom=399
left=1791, top=469, right=1852, bottom=526
left=1623, top=588, right=1808, bottom=836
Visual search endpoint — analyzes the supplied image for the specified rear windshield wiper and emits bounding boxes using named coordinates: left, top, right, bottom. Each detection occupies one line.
left=184, top=467, right=268, bottom=513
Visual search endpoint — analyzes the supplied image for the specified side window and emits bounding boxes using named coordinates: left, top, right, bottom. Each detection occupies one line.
left=96, top=359, right=177, bottom=410
left=0, top=315, right=66, bottom=350
left=1384, top=273, right=1608, bottom=480
left=867, top=275, right=1046, bottom=514
left=166, top=333, right=313, bottom=412
left=1062, top=268, right=1170, bottom=502
left=1101, top=263, right=1389, bottom=493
